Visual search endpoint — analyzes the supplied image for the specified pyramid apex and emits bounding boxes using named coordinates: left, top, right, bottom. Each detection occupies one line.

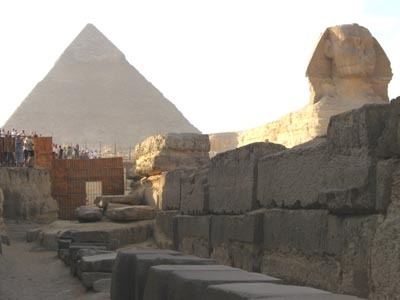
left=56, top=23, right=125, bottom=64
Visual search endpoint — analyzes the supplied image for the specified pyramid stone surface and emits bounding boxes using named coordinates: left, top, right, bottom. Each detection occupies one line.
left=4, top=24, right=200, bottom=148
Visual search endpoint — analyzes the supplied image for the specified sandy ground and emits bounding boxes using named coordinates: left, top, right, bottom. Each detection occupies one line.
left=0, top=221, right=109, bottom=300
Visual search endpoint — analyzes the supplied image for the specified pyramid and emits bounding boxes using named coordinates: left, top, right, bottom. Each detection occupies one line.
left=4, top=24, right=200, bottom=149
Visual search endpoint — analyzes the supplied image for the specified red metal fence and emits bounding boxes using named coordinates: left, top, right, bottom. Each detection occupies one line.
left=52, top=157, right=124, bottom=220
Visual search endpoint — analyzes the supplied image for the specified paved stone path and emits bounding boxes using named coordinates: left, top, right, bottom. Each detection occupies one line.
left=0, top=221, right=108, bottom=300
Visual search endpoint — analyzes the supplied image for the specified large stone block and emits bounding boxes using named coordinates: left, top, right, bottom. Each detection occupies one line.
left=143, top=169, right=191, bottom=210
left=210, top=210, right=265, bottom=271
left=263, top=209, right=335, bottom=256
left=180, top=167, right=209, bottom=215
left=134, top=133, right=210, bottom=177
left=0, top=168, right=58, bottom=221
left=262, top=209, right=379, bottom=298
left=154, top=210, right=179, bottom=249
left=209, top=142, right=285, bottom=214
left=75, top=206, right=103, bottom=222
left=173, top=215, right=211, bottom=258
left=327, top=103, right=390, bottom=156
left=134, top=253, right=215, bottom=300
left=146, top=268, right=281, bottom=300
left=110, top=249, right=181, bottom=300
left=204, top=282, right=334, bottom=300
left=106, top=205, right=156, bottom=222
left=160, top=170, right=191, bottom=210
left=77, top=253, right=117, bottom=274
left=257, top=139, right=381, bottom=213
left=143, top=265, right=241, bottom=300
left=370, top=164, right=400, bottom=300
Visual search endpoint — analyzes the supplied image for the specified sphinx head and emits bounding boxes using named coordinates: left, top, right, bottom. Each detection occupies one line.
left=306, top=24, right=392, bottom=104
left=325, top=24, right=376, bottom=78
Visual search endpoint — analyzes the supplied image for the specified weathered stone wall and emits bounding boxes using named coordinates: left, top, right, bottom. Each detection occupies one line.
left=0, top=168, right=58, bottom=221
left=150, top=99, right=400, bottom=299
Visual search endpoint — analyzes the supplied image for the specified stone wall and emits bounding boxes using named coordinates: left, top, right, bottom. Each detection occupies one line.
left=0, top=168, right=58, bottom=221
left=150, top=99, right=400, bottom=299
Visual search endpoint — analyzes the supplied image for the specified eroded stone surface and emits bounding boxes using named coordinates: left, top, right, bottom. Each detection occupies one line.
left=134, top=133, right=210, bottom=176
left=209, top=142, right=285, bottom=214
left=76, top=206, right=103, bottom=222
left=106, top=205, right=156, bottom=222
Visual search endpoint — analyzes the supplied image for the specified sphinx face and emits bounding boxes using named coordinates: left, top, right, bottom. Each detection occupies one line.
left=326, top=24, right=376, bottom=78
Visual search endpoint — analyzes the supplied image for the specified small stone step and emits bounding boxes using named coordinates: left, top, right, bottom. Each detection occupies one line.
left=106, top=205, right=156, bottom=221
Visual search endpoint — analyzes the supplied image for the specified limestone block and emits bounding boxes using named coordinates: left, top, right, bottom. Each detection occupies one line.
left=0, top=168, right=58, bottom=221
left=77, top=253, right=117, bottom=274
left=173, top=215, right=211, bottom=258
left=203, top=282, right=332, bottom=300
left=262, top=209, right=379, bottom=298
left=162, top=170, right=191, bottom=210
left=106, top=205, right=156, bottom=222
left=134, top=254, right=215, bottom=300
left=143, top=265, right=241, bottom=300
left=370, top=165, right=400, bottom=300
left=110, top=249, right=181, bottom=300
left=73, top=249, right=113, bottom=276
left=134, top=133, right=210, bottom=176
left=142, top=169, right=190, bottom=210
left=95, top=194, right=143, bottom=208
left=210, top=210, right=265, bottom=271
left=76, top=206, right=103, bottom=222
left=158, top=268, right=281, bottom=300
left=93, top=278, right=111, bottom=293
left=263, top=209, right=335, bottom=256
left=154, top=210, right=179, bottom=249
left=375, top=97, right=400, bottom=158
left=257, top=139, right=379, bottom=213
left=81, top=272, right=112, bottom=289
left=68, top=244, right=108, bottom=271
left=209, top=142, right=285, bottom=214
left=180, top=167, right=209, bottom=215
left=327, top=103, right=390, bottom=156
left=208, top=132, right=239, bottom=156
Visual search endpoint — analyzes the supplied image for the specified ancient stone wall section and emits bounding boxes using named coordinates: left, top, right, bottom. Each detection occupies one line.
left=147, top=99, right=400, bottom=299
left=0, top=168, right=58, bottom=221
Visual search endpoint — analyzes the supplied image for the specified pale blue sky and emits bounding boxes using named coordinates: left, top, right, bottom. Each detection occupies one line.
left=0, top=0, right=399, bottom=133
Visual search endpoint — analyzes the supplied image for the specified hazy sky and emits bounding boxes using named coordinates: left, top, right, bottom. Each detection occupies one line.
left=0, top=0, right=399, bottom=134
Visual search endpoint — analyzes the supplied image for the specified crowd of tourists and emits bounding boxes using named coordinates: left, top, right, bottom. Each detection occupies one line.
left=0, top=128, right=101, bottom=167
left=0, top=128, right=39, bottom=167
left=52, top=144, right=100, bottom=160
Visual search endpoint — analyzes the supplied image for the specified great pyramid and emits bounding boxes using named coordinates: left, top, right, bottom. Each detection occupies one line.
left=4, top=24, right=200, bottom=149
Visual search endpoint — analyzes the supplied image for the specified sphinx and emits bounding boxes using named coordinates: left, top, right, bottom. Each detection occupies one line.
left=210, top=24, right=393, bottom=153
left=307, top=23, right=392, bottom=109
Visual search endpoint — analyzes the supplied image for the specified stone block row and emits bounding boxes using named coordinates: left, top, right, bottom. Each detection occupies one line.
left=135, top=101, right=400, bottom=217
left=109, top=249, right=362, bottom=300
left=154, top=209, right=377, bottom=297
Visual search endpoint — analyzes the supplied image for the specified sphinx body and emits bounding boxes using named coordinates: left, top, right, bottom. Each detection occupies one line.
left=210, top=23, right=393, bottom=152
